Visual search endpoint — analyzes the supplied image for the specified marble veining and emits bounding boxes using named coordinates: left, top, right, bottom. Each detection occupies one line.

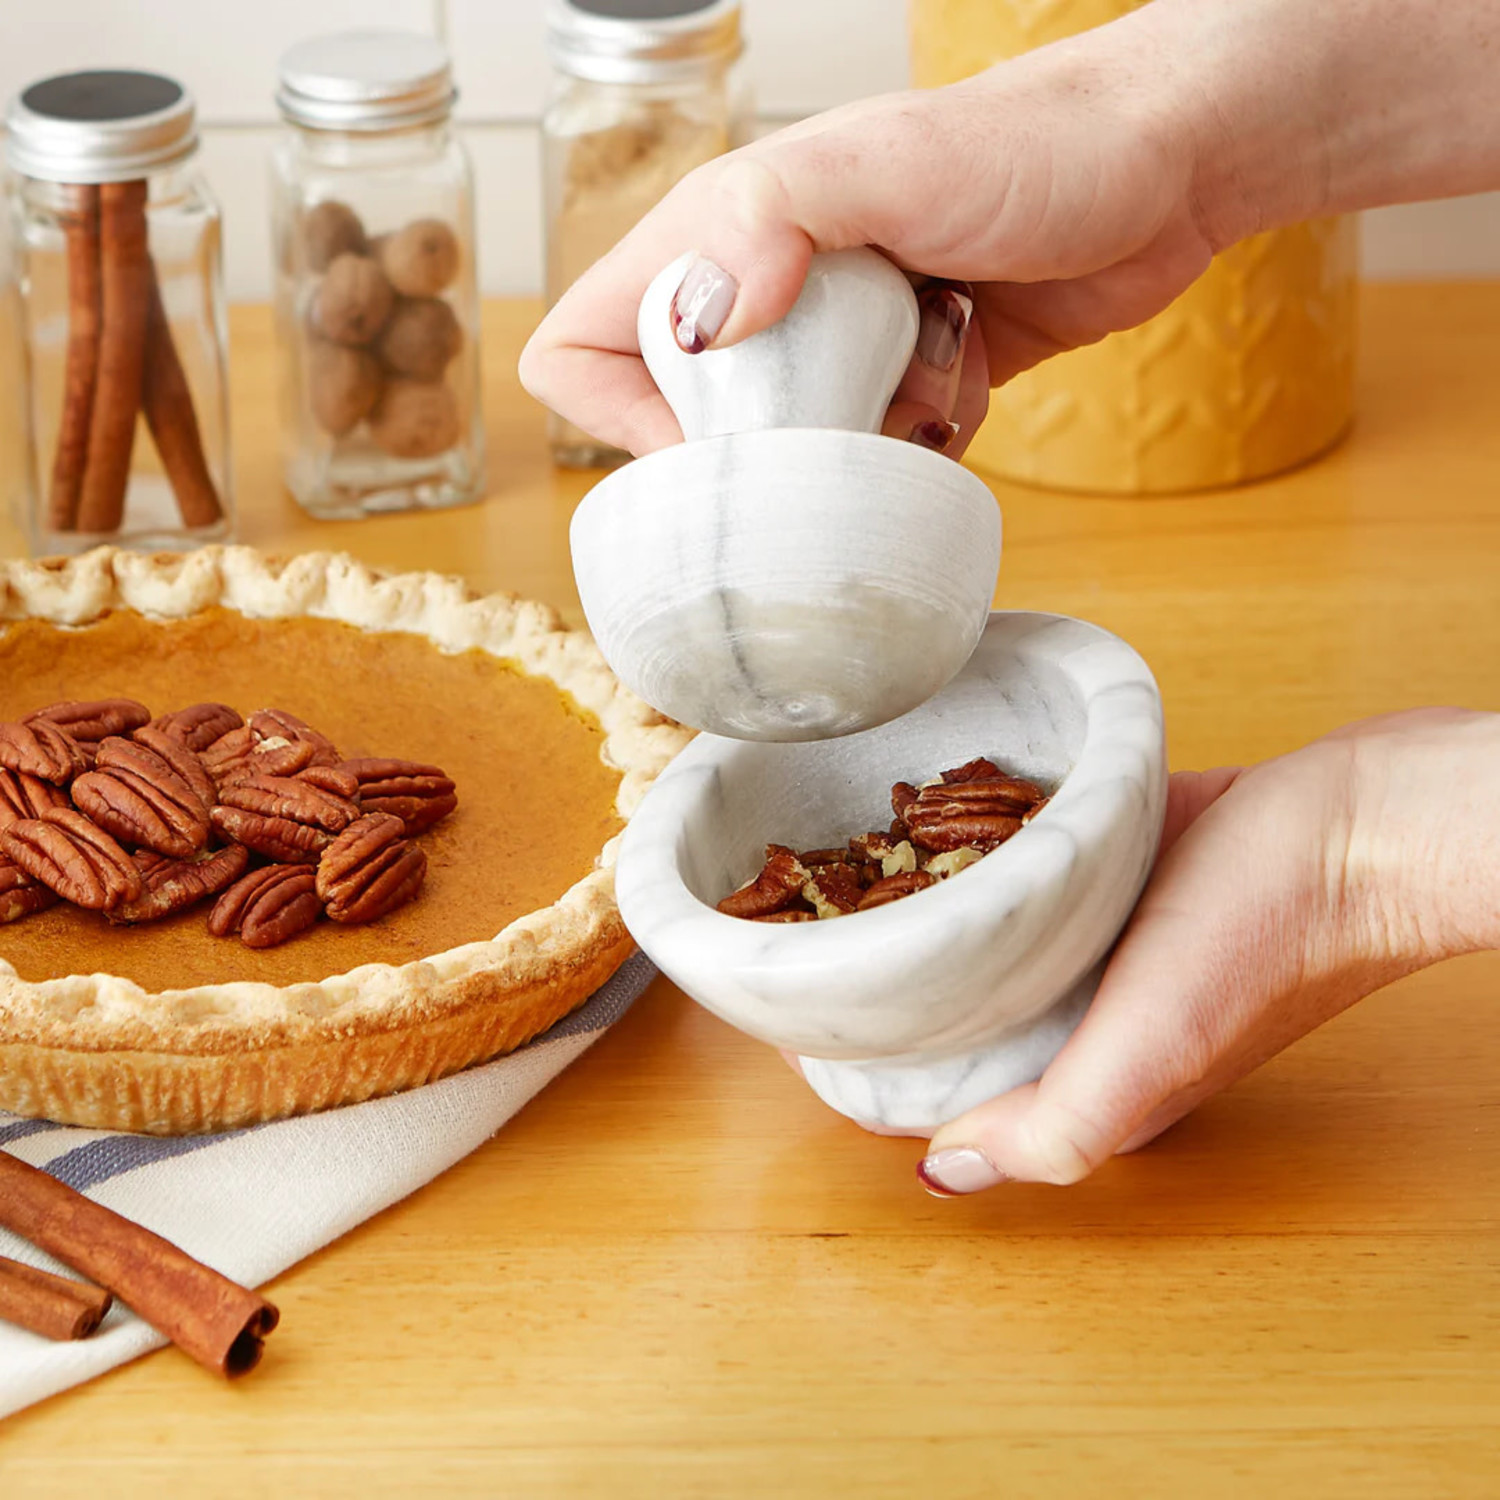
left=615, top=612, right=1168, bottom=1133
left=571, top=248, right=1001, bottom=742
left=638, top=249, right=921, bottom=441
left=571, top=429, right=1000, bottom=740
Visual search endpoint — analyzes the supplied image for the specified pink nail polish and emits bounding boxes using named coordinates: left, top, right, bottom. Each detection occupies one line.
left=917, top=1147, right=1008, bottom=1196
left=670, top=254, right=738, bottom=353
left=915, top=285, right=973, bottom=373
left=910, top=418, right=960, bottom=453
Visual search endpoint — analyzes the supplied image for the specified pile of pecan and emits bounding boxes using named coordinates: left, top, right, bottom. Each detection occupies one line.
left=0, top=697, right=456, bottom=949
left=717, top=757, right=1048, bottom=923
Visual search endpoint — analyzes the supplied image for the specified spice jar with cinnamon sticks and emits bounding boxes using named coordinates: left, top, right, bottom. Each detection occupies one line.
left=5, top=70, right=233, bottom=555
left=270, top=32, right=484, bottom=518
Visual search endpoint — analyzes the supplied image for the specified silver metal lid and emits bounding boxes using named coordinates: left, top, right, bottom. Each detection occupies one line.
left=546, top=0, right=742, bottom=84
left=276, top=30, right=456, bottom=132
left=5, top=70, right=197, bottom=184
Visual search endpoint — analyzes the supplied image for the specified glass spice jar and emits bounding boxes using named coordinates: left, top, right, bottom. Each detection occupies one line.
left=5, top=70, right=233, bottom=556
left=271, top=31, right=483, bottom=518
left=543, top=0, right=752, bottom=469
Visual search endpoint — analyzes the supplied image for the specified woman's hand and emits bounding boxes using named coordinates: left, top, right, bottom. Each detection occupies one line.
left=520, top=8, right=1222, bottom=459
left=522, top=0, right=1500, bottom=461
left=915, top=709, right=1500, bottom=1194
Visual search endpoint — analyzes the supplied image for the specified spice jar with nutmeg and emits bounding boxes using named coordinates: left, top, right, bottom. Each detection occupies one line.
left=270, top=31, right=483, bottom=517
left=4, top=70, right=233, bottom=555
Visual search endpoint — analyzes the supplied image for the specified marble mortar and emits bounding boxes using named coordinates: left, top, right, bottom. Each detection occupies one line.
left=614, top=611, right=1168, bottom=1134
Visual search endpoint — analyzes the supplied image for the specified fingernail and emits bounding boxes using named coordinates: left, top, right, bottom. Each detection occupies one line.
left=910, top=419, right=960, bottom=453
left=915, top=285, right=973, bottom=373
left=917, top=1147, right=1008, bottom=1197
left=670, top=254, right=738, bottom=353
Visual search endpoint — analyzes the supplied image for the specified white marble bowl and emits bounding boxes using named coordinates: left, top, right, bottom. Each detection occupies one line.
left=614, top=611, right=1168, bottom=1133
left=570, top=429, right=1001, bottom=741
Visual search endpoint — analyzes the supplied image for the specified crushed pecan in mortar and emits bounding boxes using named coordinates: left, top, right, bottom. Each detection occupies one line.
left=717, top=757, right=1049, bottom=923
left=0, top=695, right=457, bottom=950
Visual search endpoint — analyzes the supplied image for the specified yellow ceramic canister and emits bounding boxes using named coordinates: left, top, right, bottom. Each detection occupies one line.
left=909, top=0, right=1357, bottom=494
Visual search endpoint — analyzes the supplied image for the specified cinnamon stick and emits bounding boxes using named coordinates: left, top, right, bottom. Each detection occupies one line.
left=47, top=184, right=103, bottom=533
left=0, top=1152, right=278, bottom=1377
left=142, top=261, right=224, bottom=528
left=75, top=179, right=151, bottom=534
left=0, top=1255, right=113, bottom=1342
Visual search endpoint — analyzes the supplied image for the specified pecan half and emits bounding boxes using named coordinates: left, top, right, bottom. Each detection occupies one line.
left=0, top=855, right=60, bottom=924
left=296, top=764, right=360, bottom=800
left=209, top=864, right=322, bottom=948
left=72, top=737, right=212, bottom=859
left=108, top=843, right=251, bottom=925
left=802, top=863, right=865, bottom=918
left=752, top=910, right=817, bottom=924
left=803, top=844, right=879, bottom=889
left=0, top=768, right=71, bottom=831
left=0, top=720, right=86, bottom=785
left=716, top=844, right=811, bottom=919
left=849, top=829, right=896, bottom=861
left=129, top=725, right=219, bottom=811
left=0, top=809, right=142, bottom=910
left=248, top=709, right=340, bottom=768
left=940, top=757, right=1001, bottom=785
left=198, top=724, right=258, bottom=783
left=210, top=773, right=361, bottom=862
left=339, top=757, right=457, bottom=833
left=890, top=781, right=919, bottom=830
left=316, top=813, right=427, bottom=924
left=798, top=847, right=854, bottom=868
left=148, top=702, right=243, bottom=753
left=205, top=727, right=318, bottom=788
left=857, top=870, right=937, bottom=910
left=26, top=699, right=151, bottom=764
left=201, top=710, right=339, bottom=789
left=902, top=778, right=1037, bottom=853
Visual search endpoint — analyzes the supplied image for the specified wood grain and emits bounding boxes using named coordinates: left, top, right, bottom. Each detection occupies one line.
left=1, top=286, right=1499, bottom=1497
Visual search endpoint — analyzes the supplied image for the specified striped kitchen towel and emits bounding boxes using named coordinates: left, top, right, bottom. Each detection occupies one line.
left=0, top=951, right=656, bottom=1419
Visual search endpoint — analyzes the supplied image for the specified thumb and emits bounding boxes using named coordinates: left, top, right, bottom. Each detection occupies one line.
left=916, top=766, right=1251, bottom=1194
left=654, top=155, right=817, bottom=354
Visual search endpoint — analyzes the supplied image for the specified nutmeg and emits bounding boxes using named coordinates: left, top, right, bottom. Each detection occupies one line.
left=301, top=200, right=367, bottom=272
left=312, top=253, right=394, bottom=346
left=377, top=218, right=460, bottom=297
left=374, top=298, right=464, bottom=381
left=367, top=379, right=462, bottom=459
left=306, top=341, right=384, bottom=437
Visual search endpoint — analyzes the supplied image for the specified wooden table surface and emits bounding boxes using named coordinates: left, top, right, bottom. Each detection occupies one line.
left=2, top=288, right=1498, bottom=1497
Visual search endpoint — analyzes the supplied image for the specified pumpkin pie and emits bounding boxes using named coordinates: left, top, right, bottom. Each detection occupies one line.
left=0, top=547, right=691, bottom=1134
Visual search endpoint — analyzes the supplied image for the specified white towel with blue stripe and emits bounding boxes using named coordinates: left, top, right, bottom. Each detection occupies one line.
left=0, top=952, right=655, bottom=1419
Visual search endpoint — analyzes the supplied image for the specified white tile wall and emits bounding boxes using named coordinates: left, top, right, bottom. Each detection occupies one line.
left=0, top=0, right=441, bottom=125
left=446, top=0, right=552, bottom=122
left=2, top=0, right=1497, bottom=300
left=463, top=124, right=545, bottom=295
left=445, top=0, right=910, bottom=122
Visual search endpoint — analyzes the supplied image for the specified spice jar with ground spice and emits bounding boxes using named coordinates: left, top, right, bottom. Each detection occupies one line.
left=5, top=70, right=233, bottom=556
left=543, top=0, right=752, bottom=468
left=270, top=31, right=483, bottom=517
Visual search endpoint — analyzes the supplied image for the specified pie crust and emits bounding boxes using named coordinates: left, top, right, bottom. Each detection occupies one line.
left=0, top=547, right=691, bottom=1134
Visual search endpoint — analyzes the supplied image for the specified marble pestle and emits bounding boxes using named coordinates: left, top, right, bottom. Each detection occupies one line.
left=636, top=248, right=922, bottom=439
left=569, top=248, right=1002, bottom=742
